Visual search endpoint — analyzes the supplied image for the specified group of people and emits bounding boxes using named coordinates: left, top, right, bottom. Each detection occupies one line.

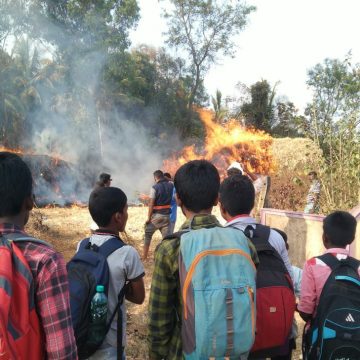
left=0, top=151, right=358, bottom=360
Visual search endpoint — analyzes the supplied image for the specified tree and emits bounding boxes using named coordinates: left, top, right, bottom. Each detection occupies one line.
left=272, top=101, right=304, bottom=138
left=160, top=0, right=255, bottom=112
left=240, top=79, right=277, bottom=132
left=211, top=89, right=227, bottom=123
left=304, top=55, right=360, bottom=211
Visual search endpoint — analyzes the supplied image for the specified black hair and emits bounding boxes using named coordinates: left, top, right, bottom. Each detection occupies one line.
left=227, top=167, right=243, bottom=177
left=308, top=171, right=317, bottom=177
left=323, top=211, right=357, bottom=247
left=153, top=170, right=163, bottom=179
left=99, top=172, right=111, bottom=183
left=174, top=160, right=220, bottom=213
left=273, top=228, right=289, bottom=250
left=163, top=172, right=171, bottom=179
left=0, top=152, right=33, bottom=217
left=219, top=174, right=255, bottom=216
left=89, top=187, right=127, bottom=227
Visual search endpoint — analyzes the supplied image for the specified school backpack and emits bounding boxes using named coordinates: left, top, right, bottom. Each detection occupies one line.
left=243, top=224, right=296, bottom=358
left=0, top=234, right=49, bottom=360
left=302, top=253, right=360, bottom=360
left=174, top=224, right=257, bottom=359
left=67, top=237, right=126, bottom=360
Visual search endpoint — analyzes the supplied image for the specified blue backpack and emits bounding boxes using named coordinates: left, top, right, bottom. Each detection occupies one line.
left=178, top=224, right=257, bottom=359
left=67, top=237, right=126, bottom=359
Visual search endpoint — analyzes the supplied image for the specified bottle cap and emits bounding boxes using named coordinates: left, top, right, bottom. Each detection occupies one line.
left=96, top=285, right=105, bottom=292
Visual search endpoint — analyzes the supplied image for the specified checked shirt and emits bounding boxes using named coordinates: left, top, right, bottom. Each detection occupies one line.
left=0, top=223, right=77, bottom=359
left=148, top=214, right=258, bottom=360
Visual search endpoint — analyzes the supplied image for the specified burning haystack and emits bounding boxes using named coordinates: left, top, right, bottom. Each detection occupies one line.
left=1, top=147, right=92, bottom=206
left=163, top=108, right=275, bottom=177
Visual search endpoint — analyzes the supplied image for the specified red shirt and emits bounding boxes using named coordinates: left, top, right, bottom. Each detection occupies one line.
left=0, top=224, right=77, bottom=359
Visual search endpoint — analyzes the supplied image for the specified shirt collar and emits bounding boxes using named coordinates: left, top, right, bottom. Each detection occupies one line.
left=225, top=215, right=256, bottom=227
left=325, top=247, right=350, bottom=255
left=0, top=223, right=27, bottom=235
left=180, top=214, right=220, bottom=231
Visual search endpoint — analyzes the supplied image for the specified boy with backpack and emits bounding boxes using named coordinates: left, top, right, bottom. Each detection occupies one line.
left=0, top=152, right=77, bottom=359
left=299, top=211, right=360, bottom=359
left=68, top=187, right=145, bottom=359
left=219, top=174, right=296, bottom=359
left=148, top=160, right=259, bottom=360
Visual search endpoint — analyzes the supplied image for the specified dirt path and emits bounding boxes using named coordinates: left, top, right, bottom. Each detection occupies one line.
left=28, top=207, right=303, bottom=359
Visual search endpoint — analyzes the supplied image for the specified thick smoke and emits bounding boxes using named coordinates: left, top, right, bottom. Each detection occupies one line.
left=2, top=4, right=174, bottom=204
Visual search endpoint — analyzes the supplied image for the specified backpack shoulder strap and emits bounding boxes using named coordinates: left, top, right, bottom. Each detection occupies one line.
left=245, top=224, right=272, bottom=251
left=2, top=233, right=51, bottom=248
left=78, top=238, right=90, bottom=251
left=98, top=237, right=126, bottom=258
left=344, top=256, right=360, bottom=273
left=317, top=253, right=340, bottom=270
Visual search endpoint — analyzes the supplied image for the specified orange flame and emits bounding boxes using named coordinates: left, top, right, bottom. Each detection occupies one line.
left=164, top=108, right=275, bottom=176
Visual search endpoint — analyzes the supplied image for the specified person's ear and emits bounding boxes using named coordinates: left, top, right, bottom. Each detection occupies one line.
left=322, top=233, right=329, bottom=247
left=175, top=193, right=182, bottom=207
left=24, top=196, right=34, bottom=211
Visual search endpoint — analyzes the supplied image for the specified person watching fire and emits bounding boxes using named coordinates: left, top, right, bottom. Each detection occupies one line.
left=94, top=172, right=112, bottom=189
left=227, top=161, right=264, bottom=194
left=143, top=170, right=174, bottom=260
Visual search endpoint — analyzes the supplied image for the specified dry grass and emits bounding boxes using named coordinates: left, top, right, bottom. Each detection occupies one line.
left=27, top=206, right=304, bottom=359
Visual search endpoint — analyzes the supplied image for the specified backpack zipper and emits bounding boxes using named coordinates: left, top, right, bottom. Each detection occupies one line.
left=182, top=249, right=256, bottom=319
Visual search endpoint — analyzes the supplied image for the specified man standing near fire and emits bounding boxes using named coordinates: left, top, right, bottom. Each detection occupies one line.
left=304, top=171, right=321, bottom=214
left=143, top=170, right=174, bottom=260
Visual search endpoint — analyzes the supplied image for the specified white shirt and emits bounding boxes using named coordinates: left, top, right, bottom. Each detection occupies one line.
left=77, top=234, right=145, bottom=347
left=225, top=216, right=294, bottom=281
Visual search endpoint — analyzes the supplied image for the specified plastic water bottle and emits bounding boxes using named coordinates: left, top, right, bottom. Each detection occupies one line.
left=88, top=285, right=108, bottom=344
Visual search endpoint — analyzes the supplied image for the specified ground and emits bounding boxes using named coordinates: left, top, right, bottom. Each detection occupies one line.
left=28, top=206, right=303, bottom=359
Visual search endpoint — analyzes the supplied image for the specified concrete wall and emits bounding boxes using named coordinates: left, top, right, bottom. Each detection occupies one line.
left=260, top=206, right=360, bottom=268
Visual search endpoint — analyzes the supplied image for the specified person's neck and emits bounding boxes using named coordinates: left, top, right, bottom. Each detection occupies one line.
left=0, top=215, right=25, bottom=230
left=95, top=226, right=120, bottom=235
left=225, top=213, right=252, bottom=222
left=183, top=207, right=213, bottom=220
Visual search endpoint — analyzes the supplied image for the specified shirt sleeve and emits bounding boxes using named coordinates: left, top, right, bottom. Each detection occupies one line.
left=124, top=246, right=145, bottom=281
left=298, top=260, right=317, bottom=315
left=148, top=242, right=179, bottom=359
left=270, top=230, right=294, bottom=280
left=36, top=252, right=78, bottom=360
left=253, top=177, right=263, bottom=194
left=149, top=187, right=156, bottom=199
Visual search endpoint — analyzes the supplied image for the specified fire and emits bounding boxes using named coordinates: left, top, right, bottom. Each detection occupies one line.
left=164, top=108, right=275, bottom=176
left=0, top=146, right=29, bottom=155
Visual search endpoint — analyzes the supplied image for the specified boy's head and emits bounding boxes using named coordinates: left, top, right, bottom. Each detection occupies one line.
left=89, top=187, right=128, bottom=232
left=308, top=171, right=317, bottom=181
left=163, top=172, right=172, bottom=180
left=153, top=170, right=164, bottom=182
left=219, top=174, right=255, bottom=220
left=174, top=160, right=220, bottom=214
left=323, top=211, right=357, bottom=249
left=99, top=173, right=112, bottom=187
left=0, top=152, right=33, bottom=225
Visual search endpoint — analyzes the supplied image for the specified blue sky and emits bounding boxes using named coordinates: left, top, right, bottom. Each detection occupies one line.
left=130, top=0, right=360, bottom=111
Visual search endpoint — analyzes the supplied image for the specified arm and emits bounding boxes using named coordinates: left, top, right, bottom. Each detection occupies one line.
left=298, top=260, right=316, bottom=319
left=124, top=247, right=145, bottom=304
left=148, top=243, right=178, bottom=359
left=36, top=252, right=77, bottom=360
left=147, top=198, right=155, bottom=224
left=270, top=231, right=294, bottom=281
left=125, top=277, right=145, bottom=304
